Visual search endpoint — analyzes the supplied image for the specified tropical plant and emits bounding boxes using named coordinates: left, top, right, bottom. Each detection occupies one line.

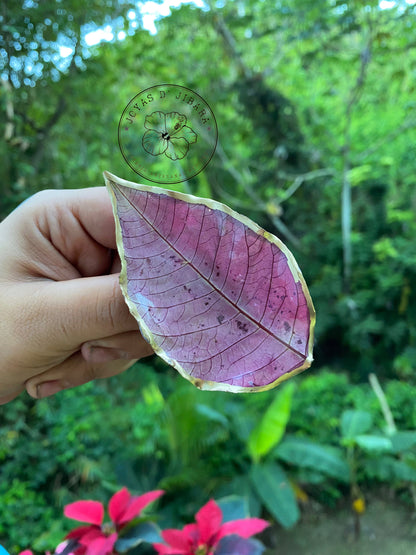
left=222, top=382, right=349, bottom=528
left=17, top=490, right=269, bottom=555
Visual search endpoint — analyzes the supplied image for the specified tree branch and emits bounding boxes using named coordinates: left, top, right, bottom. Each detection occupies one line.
left=213, top=140, right=302, bottom=248
left=341, top=23, right=373, bottom=292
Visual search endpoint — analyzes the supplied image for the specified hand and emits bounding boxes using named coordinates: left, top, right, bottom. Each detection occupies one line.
left=0, top=187, right=153, bottom=404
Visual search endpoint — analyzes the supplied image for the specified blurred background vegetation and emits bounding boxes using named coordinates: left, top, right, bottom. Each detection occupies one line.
left=0, top=0, right=415, bottom=552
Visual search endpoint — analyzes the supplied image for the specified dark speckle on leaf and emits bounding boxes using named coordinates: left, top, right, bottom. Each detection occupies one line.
left=284, top=321, right=291, bottom=332
left=217, top=314, right=225, bottom=324
left=236, top=320, right=249, bottom=333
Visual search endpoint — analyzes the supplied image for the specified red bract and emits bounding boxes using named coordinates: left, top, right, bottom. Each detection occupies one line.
left=64, top=487, right=164, bottom=555
left=153, top=499, right=269, bottom=555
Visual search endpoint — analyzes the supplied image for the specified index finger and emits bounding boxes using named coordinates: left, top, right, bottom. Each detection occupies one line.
left=69, top=186, right=117, bottom=250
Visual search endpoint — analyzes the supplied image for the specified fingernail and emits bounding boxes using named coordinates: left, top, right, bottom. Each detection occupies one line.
left=37, top=380, right=64, bottom=399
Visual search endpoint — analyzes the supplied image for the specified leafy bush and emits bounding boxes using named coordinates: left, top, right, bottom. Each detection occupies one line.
left=2, top=365, right=416, bottom=551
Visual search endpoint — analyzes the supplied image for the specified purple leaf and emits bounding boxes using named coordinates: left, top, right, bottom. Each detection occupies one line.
left=104, top=172, right=315, bottom=393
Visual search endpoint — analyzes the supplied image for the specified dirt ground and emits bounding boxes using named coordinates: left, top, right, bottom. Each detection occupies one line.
left=264, top=495, right=416, bottom=555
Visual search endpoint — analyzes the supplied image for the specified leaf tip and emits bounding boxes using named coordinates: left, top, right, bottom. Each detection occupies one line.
left=103, top=170, right=114, bottom=181
left=104, top=170, right=122, bottom=190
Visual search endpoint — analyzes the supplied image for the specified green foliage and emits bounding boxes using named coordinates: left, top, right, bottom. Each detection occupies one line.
left=338, top=403, right=416, bottom=503
left=115, top=522, right=162, bottom=553
left=0, top=479, right=55, bottom=549
left=2, top=364, right=416, bottom=549
left=1, top=0, right=416, bottom=548
left=250, top=462, right=299, bottom=529
left=341, top=410, right=373, bottom=442
left=0, top=362, right=169, bottom=550
left=248, top=382, right=295, bottom=463
left=275, top=437, right=349, bottom=483
left=217, top=495, right=250, bottom=522
left=390, top=431, right=416, bottom=454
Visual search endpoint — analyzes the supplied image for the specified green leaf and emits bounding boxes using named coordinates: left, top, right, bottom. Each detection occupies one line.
left=347, top=164, right=373, bottom=186
left=354, top=434, right=392, bottom=452
left=250, top=462, right=299, bottom=528
left=216, top=475, right=261, bottom=517
left=365, top=456, right=395, bottom=481
left=391, top=460, right=416, bottom=482
left=217, top=495, right=250, bottom=522
left=195, top=403, right=229, bottom=426
left=248, top=383, right=295, bottom=462
left=341, top=410, right=373, bottom=440
left=390, top=431, right=416, bottom=454
left=275, top=436, right=349, bottom=482
left=216, top=535, right=265, bottom=555
left=115, top=522, right=162, bottom=553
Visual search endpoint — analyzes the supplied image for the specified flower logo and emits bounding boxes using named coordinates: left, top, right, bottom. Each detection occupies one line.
left=142, top=111, right=197, bottom=161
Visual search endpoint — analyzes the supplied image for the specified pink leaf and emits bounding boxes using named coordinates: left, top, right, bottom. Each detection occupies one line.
left=64, top=501, right=104, bottom=526
left=108, top=487, right=130, bottom=525
left=85, top=533, right=117, bottom=555
left=195, top=500, right=223, bottom=544
left=105, top=172, right=315, bottom=393
left=66, top=525, right=96, bottom=540
left=79, top=528, right=105, bottom=546
left=217, top=518, right=270, bottom=541
left=117, top=489, right=164, bottom=524
left=161, top=528, right=191, bottom=550
left=152, top=543, right=186, bottom=555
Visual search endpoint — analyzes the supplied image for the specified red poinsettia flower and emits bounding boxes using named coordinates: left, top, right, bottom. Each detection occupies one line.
left=19, top=547, right=69, bottom=555
left=64, top=487, right=164, bottom=555
left=18, top=548, right=69, bottom=555
left=153, top=499, right=269, bottom=555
